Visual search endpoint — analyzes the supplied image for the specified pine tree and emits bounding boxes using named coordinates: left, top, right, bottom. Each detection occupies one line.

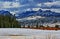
left=0, top=14, right=20, bottom=28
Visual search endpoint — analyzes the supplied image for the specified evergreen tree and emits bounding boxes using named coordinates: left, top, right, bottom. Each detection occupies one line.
left=0, top=14, right=20, bottom=28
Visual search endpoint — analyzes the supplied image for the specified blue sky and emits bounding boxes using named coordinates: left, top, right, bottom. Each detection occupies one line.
left=0, top=0, right=60, bottom=15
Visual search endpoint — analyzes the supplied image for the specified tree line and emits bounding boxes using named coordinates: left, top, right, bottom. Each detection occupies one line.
left=0, top=13, right=60, bottom=28
left=0, top=14, right=20, bottom=28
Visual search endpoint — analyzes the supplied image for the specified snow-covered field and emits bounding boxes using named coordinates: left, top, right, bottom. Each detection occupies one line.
left=0, top=28, right=60, bottom=39
left=0, top=28, right=60, bottom=36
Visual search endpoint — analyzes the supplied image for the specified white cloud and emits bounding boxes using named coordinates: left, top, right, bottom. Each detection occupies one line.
left=3, top=2, right=12, bottom=8
left=44, top=1, right=60, bottom=7
left=12, top=2, right=20, bottom=8
left=44, top=2, right=53, bottom=7
left=51, top=9, right=60, bottom=13
left=41, top=9, right=50, bottom=11
left=53, top=1, right=60, bottom=5
left=0, top=1, right=20, bottom=9
left=33, top=8, right=41, bottom=11
left=26, top=8, right=31, bottom=11
left=3, top=2, right=20, bottom=8
left=25, top=8, right=40, bottom=11
left=0, top=2, right=4, bottom=8
left=37, top=3, right=41, bottom=6
left=41, top=8, right=60, bottom=13
left=10, top=10, right=20, bottom=15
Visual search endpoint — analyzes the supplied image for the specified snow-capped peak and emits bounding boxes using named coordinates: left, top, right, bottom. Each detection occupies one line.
left=16, top=16, right=45, bottom=21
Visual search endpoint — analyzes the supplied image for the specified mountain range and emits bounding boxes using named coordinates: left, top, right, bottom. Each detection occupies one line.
left=16, top=9, right=60, bottom=19
left=0, top=10, right=60, bottom=20
left=0, top=10, right=60, bottom=23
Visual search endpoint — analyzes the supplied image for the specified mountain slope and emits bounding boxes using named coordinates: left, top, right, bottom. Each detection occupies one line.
left=0, top=10, right=12, bottom=16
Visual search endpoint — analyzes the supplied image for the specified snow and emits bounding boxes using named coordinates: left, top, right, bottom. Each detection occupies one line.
left=0, top=28, right=60, bottom=36
left=16, top=16, right=45, bottom=21
left=0, top=28, right=60, bottom=39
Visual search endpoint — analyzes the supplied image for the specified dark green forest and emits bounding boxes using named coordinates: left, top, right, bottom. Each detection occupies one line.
left=0, top=15, right=20, bottom=28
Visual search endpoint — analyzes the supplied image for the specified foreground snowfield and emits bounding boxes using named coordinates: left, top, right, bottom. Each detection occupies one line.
left=0, top=28, right=60, bottom=39
left=0, top=28, right=60, bottom=36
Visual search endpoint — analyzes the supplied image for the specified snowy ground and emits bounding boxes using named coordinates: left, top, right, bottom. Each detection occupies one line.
left=0, top=28, right=60, bottom=39
left=0, top=28, right=60, bottom=36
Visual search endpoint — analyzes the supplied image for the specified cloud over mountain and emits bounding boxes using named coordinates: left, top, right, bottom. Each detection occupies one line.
left=0, top=0, right=60, bottom=14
